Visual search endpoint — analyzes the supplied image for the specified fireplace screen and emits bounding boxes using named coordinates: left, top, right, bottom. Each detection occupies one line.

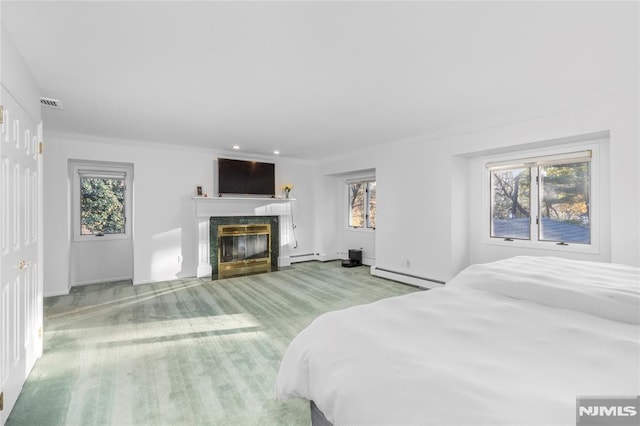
left=220, top=233, right=269, bottom=262
left=218, top=224, right=272, bottom=279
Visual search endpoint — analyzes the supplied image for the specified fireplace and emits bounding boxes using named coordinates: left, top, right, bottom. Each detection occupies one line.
left=209, top=215, right=280, bottom=280
left=218, top=224, right=271, bottom=279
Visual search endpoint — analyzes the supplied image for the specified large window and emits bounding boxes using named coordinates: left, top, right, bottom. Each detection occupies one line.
left=488, top=150, right=591, bottom=246
left=348, top=180, right=376, bottom=229
left=80, top=175, right=126, bottom=235
left=71, top=161, right=133, bottom=241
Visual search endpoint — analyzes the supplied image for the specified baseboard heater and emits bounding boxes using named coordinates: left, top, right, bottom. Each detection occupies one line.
left=289, top=253, right=316, bottom=263
left=371, top=266, right=446, bottom=289
left=290, top=253, right=315, bottom=259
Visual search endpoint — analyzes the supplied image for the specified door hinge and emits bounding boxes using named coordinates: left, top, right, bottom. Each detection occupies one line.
left=38, top=327, right=43, bottom=339
left=0, top=105, right=3, bottom=125
left=1, top=391, right=3, bottom=411
left=39, top=142, right=44, bottom=155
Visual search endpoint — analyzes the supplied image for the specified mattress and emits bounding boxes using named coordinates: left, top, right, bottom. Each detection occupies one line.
left=275, top=256, right=640, bottom=425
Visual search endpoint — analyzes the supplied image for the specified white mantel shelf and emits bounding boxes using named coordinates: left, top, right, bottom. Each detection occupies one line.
left=192, top=196, right=296, bottom=202
left=193, top=196, right=295, bottom=218
left=193, top=196, right=295, bottom=278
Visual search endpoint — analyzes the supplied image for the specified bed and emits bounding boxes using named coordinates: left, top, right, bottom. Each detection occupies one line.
left=275, top=256, right=640, bottom=425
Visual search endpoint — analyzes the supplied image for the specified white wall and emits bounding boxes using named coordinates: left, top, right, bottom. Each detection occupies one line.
left=314, top=161, right=378, bottom=264
left=43, top=132, right=316, bottom=296
left=70, top=239, right=133, bottom=286
left=313, top=175, right=342, bottom=261
left=1, top=26, right=40, bottom=120
left=317, top=87, right=640, bottom=283
left=373, top=140, right=454, bottom=282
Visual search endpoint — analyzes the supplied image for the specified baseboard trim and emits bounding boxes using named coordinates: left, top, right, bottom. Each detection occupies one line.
left=315, top=252, right=342, bottom=262
left=44, top=289, right=70, bottom=297
left=71, top=276, right=133, bottom=287
left=370, top=266, right=445, bottom=289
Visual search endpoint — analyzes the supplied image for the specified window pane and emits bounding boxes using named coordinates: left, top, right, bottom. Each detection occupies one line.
left=367, top=182, right=376, bottom=229
left=80, top=177, right=126, bottom=235
left=348, top=183, right=365, bottom=227
left=539, top=162, right=590, bottom=244
left=491, top=168, right=531, bottom=239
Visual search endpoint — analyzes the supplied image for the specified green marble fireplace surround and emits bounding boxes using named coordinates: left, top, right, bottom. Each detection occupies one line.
left=209, top=215, right=279, bottom=280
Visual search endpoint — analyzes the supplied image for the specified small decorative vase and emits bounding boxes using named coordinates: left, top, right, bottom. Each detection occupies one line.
left=284, top=189, right=290, bottom=199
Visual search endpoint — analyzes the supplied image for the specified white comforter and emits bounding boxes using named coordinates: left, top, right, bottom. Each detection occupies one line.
left=275, top=256, right=640, bottom=426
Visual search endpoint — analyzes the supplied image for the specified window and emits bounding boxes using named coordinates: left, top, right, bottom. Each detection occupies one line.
left=80, top=174, right=126, bottom=235
left=71, top=161, right=133, bottom=241
left=490, top=167, right=531, bottom=240
left=488, top=150, right=592, bottom=246
left=348, top=181, right=376, bottom=229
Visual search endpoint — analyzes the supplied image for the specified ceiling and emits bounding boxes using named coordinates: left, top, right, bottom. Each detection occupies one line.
left=2, top=1, right=638, bottom=160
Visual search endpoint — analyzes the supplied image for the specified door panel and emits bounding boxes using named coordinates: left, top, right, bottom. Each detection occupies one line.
left=0, top=87, right=42, bottom=424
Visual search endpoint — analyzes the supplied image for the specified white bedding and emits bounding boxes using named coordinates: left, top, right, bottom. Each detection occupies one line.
left=275, top=256, right=640, bottom=426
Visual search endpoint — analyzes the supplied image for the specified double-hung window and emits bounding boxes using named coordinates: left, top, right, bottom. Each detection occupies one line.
left=487, top=150, right=593, bottom=247
left=348, top=180, right=376, bottom=229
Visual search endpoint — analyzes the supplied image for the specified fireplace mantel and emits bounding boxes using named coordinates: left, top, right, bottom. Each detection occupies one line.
left=194, top=197, right=294, bottom=278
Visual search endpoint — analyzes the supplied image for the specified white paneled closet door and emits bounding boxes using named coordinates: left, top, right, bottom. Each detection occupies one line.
left=0, top=87, right=43, bottom=424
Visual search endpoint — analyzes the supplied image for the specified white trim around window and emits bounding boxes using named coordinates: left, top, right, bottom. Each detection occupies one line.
left=70, top=160, right=133, bottom=242
left=481, top=141, right=602, bottom=255
left=345, top=174, right=376, bottom=232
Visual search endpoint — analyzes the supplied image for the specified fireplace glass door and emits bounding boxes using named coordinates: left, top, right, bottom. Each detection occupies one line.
left=218, top=224, right=272, bottom=278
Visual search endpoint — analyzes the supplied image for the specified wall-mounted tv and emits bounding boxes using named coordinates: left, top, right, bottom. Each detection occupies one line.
left=217, top=158, right=275, bottom=196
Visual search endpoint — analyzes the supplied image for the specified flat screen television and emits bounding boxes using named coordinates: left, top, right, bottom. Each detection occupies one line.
left=217, top=158, right=275, bottom=196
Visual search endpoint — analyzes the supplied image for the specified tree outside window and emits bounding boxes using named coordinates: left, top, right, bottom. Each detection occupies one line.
left=80, top=177, right=126, bottom=235
left=367, top=182, right=376, bottom=229
left=490, top=153, right=591, bottom=245
left=539, top=162, right=590, bottom=244
left=491, top=168, right=531, bottom=240
left=349, top=181, right=376, bottom=229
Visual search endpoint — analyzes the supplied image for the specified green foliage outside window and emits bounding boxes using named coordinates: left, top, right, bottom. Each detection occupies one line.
left=80, top=177, right=126, bottom=235
left=540, top=162, right=590, bottom=226
left=490, top=159, right=590, bottom=244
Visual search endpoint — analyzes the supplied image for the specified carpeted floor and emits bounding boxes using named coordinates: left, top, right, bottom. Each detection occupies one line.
left=7, top=261, right=419, bottom=425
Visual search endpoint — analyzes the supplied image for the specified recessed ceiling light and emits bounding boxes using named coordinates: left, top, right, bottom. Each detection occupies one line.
left=232, top=145, right=240, bottom=150
left=273, top=150, right=280, bottom=155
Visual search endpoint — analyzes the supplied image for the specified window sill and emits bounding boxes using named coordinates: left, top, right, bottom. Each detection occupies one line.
left=482, top=237, right=599, bottom=254
left=346, top=227, right=375, bottom=233
left=74, top=234, right=131, bottom=243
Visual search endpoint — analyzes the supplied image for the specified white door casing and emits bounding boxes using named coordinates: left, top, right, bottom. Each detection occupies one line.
left=0, top=87, right=43, bottom=424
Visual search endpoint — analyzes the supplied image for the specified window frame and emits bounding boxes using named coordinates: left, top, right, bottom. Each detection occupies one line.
left=71, top=161, right=133, bottom=242
left=482, top=143, right=600, bottom=254
left=346, top=178, right=376, bottom=232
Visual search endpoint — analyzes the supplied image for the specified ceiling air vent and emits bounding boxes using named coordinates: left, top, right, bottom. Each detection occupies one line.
left=40, top=97, right=63, bottom=110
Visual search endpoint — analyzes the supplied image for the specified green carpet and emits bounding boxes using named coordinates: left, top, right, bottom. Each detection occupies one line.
left=7, top=261, right=419, bottom=425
